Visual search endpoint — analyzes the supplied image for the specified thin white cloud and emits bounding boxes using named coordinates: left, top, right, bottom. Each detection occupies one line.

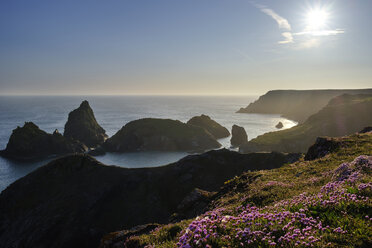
left=259, top=7, right=291, bottom=30
left=279, top=32, right=294, bottom=44
left=294, top=29, right=345, bottom=37
left=254, top=4, right=294, bottom=44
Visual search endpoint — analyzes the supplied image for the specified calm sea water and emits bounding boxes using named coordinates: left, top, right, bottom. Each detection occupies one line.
left=0, top=96, right=297, bottom=192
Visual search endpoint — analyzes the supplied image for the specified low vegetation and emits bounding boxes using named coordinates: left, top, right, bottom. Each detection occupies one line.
left=125, top=133, right=372, bottom=247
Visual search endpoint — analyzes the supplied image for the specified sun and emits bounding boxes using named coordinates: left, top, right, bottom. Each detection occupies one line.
left=306, top=8, right=329, bottom=31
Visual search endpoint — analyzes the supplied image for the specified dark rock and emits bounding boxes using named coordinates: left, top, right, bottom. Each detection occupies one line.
left=0, top=149, right=295, bottom=248
left=64, top=100, right=108, bottom=147
left=0, top=122, right=87, bottom=160
left=88, top=146, right=106, bottom=156
left=174, top=188, right=215, bottom=221
left=230, top=125, right=248, bottom=147
left=304, top=137, right=341, bottom=161
left=187, top=114, right=230, bottom=139
left=275, top=122, right=284, bottom=129
left=359, top=126, right=372, bottom=133
left=103, top=118, right=221, bottom=152
left=100, top=224, right=160, bottom=248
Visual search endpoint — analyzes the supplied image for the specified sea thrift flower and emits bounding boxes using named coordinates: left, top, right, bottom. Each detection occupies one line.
left=177, top=156, right=371, bottom=247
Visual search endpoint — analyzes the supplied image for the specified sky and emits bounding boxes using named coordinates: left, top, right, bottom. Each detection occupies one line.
left=1, top=0, right=371, bottom=96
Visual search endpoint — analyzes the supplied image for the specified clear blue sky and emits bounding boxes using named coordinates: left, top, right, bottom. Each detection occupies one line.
left=1, top=0, right=371, bottom=95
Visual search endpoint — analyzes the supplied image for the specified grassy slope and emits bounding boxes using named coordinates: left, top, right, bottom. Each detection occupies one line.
left=124, top=132, right=372, bottom=247
left=240, top=95, right=372, bottom=153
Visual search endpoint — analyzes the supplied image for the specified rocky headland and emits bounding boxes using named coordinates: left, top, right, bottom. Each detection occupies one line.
left=103, top=118, right=221, bottom=152
left=0, top=122, right=87, bottom=160
left=240, top=94, right=372, bottom=153
left=237, top=89, right=372, bottom=123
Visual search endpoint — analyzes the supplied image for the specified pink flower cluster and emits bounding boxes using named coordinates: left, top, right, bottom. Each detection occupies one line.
left=177, top=155, right=372, bottom=247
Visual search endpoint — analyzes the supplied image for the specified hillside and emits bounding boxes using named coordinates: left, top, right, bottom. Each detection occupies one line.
left=237, top=89, right=372, bottom=123
left=111, top=131, right=372, bottom=248
left=0, top=149, right=297, bottom=248
left=239, top=94, right=372, bottom=153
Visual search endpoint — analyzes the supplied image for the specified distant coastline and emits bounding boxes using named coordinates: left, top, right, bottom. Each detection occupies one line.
left=237, top=88, right=372, bottom=123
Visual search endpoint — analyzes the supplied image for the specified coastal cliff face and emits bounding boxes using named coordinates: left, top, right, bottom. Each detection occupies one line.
left=0, top=122, right=87, bottom=160
left=64, top=100, right=108, bottom=147
left=237, top=89, right=372, bottom=123
left=0, top=150, right=297, bottom=248
left=187, top=115, right=230, bottom=139
left=103, top=118, right=221, bottom=152
left=240, top=94, right=372, bottom=153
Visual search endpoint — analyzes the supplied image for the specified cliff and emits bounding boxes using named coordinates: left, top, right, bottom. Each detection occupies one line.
left=0, top=150, right=297, bottom=248
left=237, top=89, right=372, bottom=123
left=240, top=94, right=372, bottom=153
left=103, top=118, right=221, bottom=152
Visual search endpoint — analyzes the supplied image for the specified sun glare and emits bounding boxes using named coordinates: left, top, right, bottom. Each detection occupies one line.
left=306, top=8, right=329, bottom=30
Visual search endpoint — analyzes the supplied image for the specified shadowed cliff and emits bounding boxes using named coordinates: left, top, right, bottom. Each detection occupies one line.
left=0, top=149, right=298, bottom=248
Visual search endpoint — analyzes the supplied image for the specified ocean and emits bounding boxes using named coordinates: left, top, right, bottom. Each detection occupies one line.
left=0, top=95, right=297, bottom=192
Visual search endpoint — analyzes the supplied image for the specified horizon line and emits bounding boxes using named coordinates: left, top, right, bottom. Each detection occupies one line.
left=1, top=88, right=371, bottom=97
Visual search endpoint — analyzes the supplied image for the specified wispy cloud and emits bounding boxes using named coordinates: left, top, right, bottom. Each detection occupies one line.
left=253, top=3, right=344, bottom=49
left=259, top=7, right=291, bottom=30
left=279, top=32, right=294, bottom=44
left=255, top=4, right=293, bottom=44
left=294, top=29, right=345, bottom=37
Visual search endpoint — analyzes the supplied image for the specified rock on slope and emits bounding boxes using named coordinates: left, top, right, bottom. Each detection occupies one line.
left=187, top=114, right=230, bottom=139
left=237, top=89, right=372, bottom=123
left=240, top=94, right=372, bottom=153
left=0, top=122, right=87, bottom=160
left=103, top=118, right=221, bottom=152
left=64, top=100, right=108, bottom=147
left=0, top=150, right=298, bottom=248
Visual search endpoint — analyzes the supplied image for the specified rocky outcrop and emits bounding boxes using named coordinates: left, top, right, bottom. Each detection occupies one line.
left=275, top=122, right=283, bottom=129
left=237, top=89, right=372, bottom=123
left=187, top=114, right=230, bottom=139
left=103, top=118, right=221, bottom=152
left=88, top=145, right=106, bottom=156
left=0, top=149, right=298, bottom=248
left=230, top=125, right=248, bottom=147
left=240, top=94, right=372, bottom=153
left=64, top=100, right=107, bottom=147
left=359, top=126, right=372, bottom=133
left=304, top=137, right=342, bottom=161
left=100, top=224, right=160, bottom=248
left=0, top=122, right=87, bottom=160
